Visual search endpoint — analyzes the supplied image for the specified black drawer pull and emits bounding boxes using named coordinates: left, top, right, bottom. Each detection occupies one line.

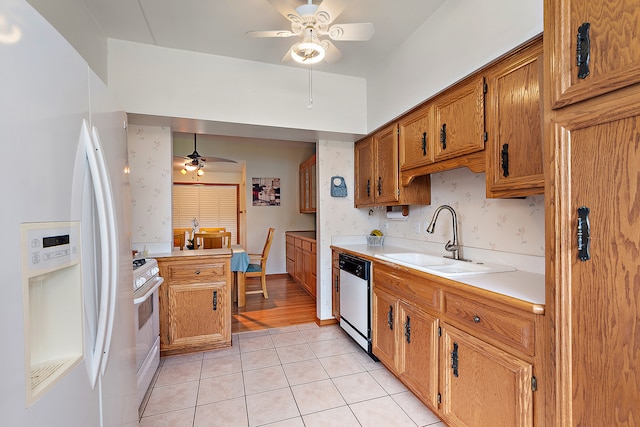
left=212, top=290, right=218, bottom=311
left=473, top=315, right=481, bottom=323
left=387, top=305, right=393, bottom=330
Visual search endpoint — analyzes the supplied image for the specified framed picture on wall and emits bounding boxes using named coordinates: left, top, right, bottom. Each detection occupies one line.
left=252, top=177, right=280, bottom=206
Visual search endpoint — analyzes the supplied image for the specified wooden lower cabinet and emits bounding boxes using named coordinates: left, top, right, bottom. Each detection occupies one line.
left=285, top=231, right=316, bottom=298
left=441, top=325, right=533, bottom=427
left=157, top=254, right=232, bottom=356
left=371, top=261, right=539, bottom=425
left=331, top=250, right=340, bottom=320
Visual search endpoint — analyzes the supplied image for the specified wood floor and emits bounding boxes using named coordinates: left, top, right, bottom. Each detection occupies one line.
left=231, top=274, right=317, bottom=333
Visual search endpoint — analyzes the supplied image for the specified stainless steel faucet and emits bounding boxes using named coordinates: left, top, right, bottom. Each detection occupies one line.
left=426, top=205, right=467, bottom=261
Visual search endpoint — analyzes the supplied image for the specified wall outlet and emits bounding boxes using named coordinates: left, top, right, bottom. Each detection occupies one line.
left=414, top=221, right=421, bottom=234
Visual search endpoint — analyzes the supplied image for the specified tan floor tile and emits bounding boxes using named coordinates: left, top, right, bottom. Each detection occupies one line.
left=194, top=396, right=248, bottom=427
left=239, top=334, right=275, bottom=353
left=369, top=367, right=408, bottom=394
left=143, top=380, right=199, bottom=416
left=270, top=331, right=307, bottom=347
left=332, top=372, right=387, bottom=404
left=296, top=322, right=319, bottom=331
left=162, top=352, right=203, bottom=367
left=391, top=391, right=441, bottom=426
left=197, top=372, right=244, bottom=405
left=308, top=338, right=352, bottom=358
left=275, top=343, right=316, bottom=364
left=269, top=325, right=301, bottom=335
left=243, top=365, right=289, bottom=395
left=291, top=379, right=346, bottom=415
left=300, top=326, right=344, bottom=343
left=241, top=348, right=281, bottom=371
left=350, top=349, right=385, bottom=371
left=202, top=345, right=239, bottom=360
left=139, top=407, right=195, bottom=427
left=201, top=354, right=242, bottom=379
left=237, top=329, right=270, bottom=339
left=155, top=361, right=202, bottom=387
left=302, top=405, right=361, bottom=427
left=261, top=417, right=305, bottom=426
left=282, top=359, right=329, bottom=386
left=349, top=395, right=417, bottom=427
left=246, top=388, right=300, bottom=426
left=318, top=353, right=365, bottom=378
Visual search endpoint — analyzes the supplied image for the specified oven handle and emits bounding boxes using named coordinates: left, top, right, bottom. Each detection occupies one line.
left=134, top=276, right=164, bottom=305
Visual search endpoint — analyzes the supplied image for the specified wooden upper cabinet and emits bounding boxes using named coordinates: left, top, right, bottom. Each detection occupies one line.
left=486, top=36, right=544, bottom=198
left=433, top=77, right=486, bottom=162
left=299, top=154, right=316, bottom=213
left=547, top=0, right=640, bottom=108
left=399, top=104, right=434, bottom=170
left=354, top=137, right=375, bottom=206
left=373, top=123, right=400, bottom=204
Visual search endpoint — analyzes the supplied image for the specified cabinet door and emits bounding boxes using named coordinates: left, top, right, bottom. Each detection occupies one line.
left=398, top=302, right=439, bottom=408
left=168, top=282, right=229, bottom=346
left=354, top=137, right=375, bottom=206
left=547, top=0, right=640, bottom=108
left=441, top=325, right=533, bottom=427
left=294, top=245, right=305, bottom=287
left=399, top=104, right=433, bottom=170
left=486, top=38, right=544, bottom=198
left=303, top=248, right=316, bottom=298
left=373, top=124, right=400, bottom=204
left=433, top=78, right=485, bottom=162
left=554, top=107, right=640, bottom=425
left=372, top=288, right=398, bottom=371
left=299, top=166, right=309, bottom=212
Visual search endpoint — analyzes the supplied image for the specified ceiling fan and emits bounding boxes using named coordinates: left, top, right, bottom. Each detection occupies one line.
left=246, top=0, right=374, bottom=64
left=179, top=134, right=237, bottom=175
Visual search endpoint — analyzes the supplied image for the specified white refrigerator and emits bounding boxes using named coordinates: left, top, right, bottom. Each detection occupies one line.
left=0, top=1, right=137, bottom=426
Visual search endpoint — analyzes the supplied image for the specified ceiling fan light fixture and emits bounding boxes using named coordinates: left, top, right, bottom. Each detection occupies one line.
left=184, top=162, right=198, bottom=172
left=292, top=41, right=325, bottom=64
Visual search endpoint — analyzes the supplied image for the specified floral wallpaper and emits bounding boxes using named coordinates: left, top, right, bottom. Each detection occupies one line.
left=378, top=168, right=545, bottom=257
left=127, top=124, right=172, bottom=254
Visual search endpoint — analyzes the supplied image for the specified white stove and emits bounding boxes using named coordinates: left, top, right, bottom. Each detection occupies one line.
left=132, top=258, right=163, bottom=413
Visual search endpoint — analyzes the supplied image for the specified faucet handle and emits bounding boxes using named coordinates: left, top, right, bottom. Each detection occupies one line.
left=444, top=241, right=458, bottom=252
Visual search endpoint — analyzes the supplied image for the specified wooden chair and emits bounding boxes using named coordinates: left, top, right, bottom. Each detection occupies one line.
left=200, top=227, right=226, bottom=233
left=245, top=227, right=275, bottom=299
left=173, top=227, right=191, bottom=249
left=193, top=231, right=232, bottom=249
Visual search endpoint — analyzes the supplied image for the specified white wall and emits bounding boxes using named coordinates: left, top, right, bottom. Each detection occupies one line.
left=108, top=40, right=368, bottom=135
left=366, top=0, right=543, bottom=130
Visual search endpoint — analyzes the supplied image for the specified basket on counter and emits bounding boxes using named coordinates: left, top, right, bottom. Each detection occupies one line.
left=367, top=235, right=384, bottom=246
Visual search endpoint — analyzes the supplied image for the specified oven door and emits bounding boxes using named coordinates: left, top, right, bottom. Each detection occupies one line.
left=133, top=276, right=163, bottom=404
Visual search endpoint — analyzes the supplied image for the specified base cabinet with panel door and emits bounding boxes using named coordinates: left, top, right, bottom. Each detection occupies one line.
left=371, top=260, right=541, bottom=425
left=331, top=250, right=340, bottom=320
left=485, top=35, right=544, bottom=198
left=156, top=252, right=232, bottom=356
left=285, top=231, right=316, bottom=298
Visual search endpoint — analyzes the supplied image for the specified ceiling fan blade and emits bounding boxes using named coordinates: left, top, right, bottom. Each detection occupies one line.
left=207, top=157, right=237, bottom=163
left=245, top=30, right=296, bottom=38
left=314, top=0, right=348, bottom=25
left=326, top=22, right=374, bottom=41
left=265, top=0, right=302, bottom=22
left=320, top=39, right=343, bottom=63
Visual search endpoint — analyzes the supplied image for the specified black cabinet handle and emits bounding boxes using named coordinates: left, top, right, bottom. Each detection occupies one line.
left=501, top=143, right=509, bottom=177
left=577, top=206, right=591, bottom=261
left=440, top=124, right=447, bottom=150
left=451, top=342, right=459, bottom=377
left=195, top=270, right=201, bottom=275
left=404, top=315, right=411, bottom=343
left=576, top=22, right=591, bottom=79
left=377, top=177, right=382, bottom=196
left=366, top=179, right=371, bottom=197
left=387, top=305, right=393, bottom=330
left=473, top=315, right=481, bottom=323
left=212, top=290, right=218, bottom=311
left=335, top=275, right=339, bottom=292
left=421, top=132, right=427, bottom=156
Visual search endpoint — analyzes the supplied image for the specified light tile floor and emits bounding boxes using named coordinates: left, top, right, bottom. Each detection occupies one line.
left=140, top=323, right=445, bottom=427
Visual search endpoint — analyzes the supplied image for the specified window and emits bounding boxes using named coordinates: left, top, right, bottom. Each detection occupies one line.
left=173, top=184, right=238, bottom=243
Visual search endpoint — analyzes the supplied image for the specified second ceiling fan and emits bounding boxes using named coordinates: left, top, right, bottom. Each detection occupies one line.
left=246, top=0, right=374, bottom=64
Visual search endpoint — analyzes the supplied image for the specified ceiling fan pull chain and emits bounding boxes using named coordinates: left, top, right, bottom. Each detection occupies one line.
left=308, top=62, right=313, bottom=109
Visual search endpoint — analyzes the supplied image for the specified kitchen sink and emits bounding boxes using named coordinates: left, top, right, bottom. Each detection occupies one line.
left=374, top=252, right=516, bottom=277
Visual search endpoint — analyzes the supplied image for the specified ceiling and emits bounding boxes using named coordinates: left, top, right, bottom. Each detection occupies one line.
left=82, top=0, right=446, bottom=78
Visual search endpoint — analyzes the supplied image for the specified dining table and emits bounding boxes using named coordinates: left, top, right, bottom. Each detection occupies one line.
left=231, top=244, right=251, bottom=307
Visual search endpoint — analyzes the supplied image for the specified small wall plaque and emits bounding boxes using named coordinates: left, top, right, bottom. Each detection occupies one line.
left=330, top=176, right=347, bottom=197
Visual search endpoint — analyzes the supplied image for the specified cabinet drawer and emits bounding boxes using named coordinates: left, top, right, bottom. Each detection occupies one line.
left=302, top=240, right=312, bottom=252
left=294, top=238, right=303, bottom=248
left=374, top=263, right=440, bottom=312
left=286, top=235, right=295, bottom=246
left=286, top=243, right=295, bottom=260
left=166, top=263, right=227, bottom=283
left=443, top=292, right=535, bottom=356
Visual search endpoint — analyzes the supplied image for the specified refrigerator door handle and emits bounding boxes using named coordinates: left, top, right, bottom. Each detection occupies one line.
left=90, top=125, right=119, bottom=377
left=82, top=119, right=111, bottom=388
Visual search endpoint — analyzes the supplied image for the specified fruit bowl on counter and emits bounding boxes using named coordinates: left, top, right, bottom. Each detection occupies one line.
left=367, top=229, right=384, bottom=246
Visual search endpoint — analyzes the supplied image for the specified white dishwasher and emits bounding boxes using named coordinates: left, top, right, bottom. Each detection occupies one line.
left=339, top=253, right=374, bottom=357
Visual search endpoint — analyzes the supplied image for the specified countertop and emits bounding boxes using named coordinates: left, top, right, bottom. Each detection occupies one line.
left=285, top=230, right=316, bottom=241
left=331, top=243, right=545, bottom=308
